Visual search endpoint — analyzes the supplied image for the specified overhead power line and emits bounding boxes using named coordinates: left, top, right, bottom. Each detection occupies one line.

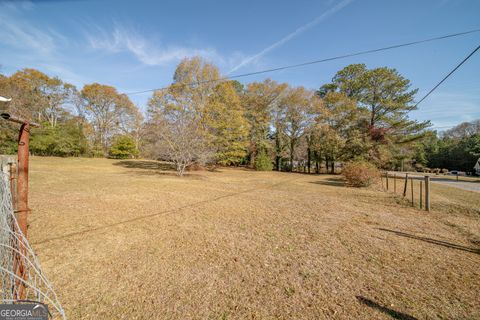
left=432, top=125, right=455, bottom=129
left=414, top=44, right=480, bottom=107
left=125, top=28, right=480, bottom=96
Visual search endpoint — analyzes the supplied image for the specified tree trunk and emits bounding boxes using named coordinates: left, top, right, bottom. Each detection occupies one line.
left=275, top=132, right=281, bottom=171
left=249, top=143, right=256, bottom=168
left=289, top=139, right=295, bottom=172
left=307, top=147, right=311, bottom=174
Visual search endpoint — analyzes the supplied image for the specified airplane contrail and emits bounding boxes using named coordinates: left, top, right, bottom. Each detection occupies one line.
left=228, top=0, right=354, bottom=74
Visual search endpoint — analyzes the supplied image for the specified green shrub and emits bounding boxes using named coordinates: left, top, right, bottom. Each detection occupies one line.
left=30, top=122, right=88, bottom=157
left=254, top=151, right=273, bottom=171
left=342, top=161, right=380, bottom=187
left=90, top=147, right=105, bottom=158
left=109, top=135, right=138, bottom=159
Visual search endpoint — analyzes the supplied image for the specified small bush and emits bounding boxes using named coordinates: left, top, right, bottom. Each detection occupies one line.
left=109, top=135, right=138, bottom=159
left=254, top=151, right=273, bottom=171
left=90, top=148, right=105, bottom=158
left=342, top=161, right=380, bottom=187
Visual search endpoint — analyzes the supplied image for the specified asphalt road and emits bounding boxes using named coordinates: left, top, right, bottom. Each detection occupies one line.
left=391, top=173, right=480, bottom=193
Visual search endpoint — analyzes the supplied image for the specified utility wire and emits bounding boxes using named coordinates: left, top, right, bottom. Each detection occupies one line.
left=433, top=126, right=455, bottom=129
left=414, top=44, right=480, bottom=107
left=125, top=28, right=480, bottom=96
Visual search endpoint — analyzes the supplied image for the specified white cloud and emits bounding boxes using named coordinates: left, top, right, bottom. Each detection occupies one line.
left=0, top=2, right=87, bottom=87
left=228, top=0, right=354, bottom=73
left=86, top=24, right=233, bottom=67
left=0, top=2, right=57, bottom=54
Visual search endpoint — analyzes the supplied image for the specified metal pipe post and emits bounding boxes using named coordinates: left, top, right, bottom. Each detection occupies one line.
left=0, top=112, right=39, bottom=301
left=17, top=123, right=31, bottom=237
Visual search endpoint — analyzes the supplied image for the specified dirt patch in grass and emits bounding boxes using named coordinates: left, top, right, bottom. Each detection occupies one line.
left=28, top=157, right=480, bottom=319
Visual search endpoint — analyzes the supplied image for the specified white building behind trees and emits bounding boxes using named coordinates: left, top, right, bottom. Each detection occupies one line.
left=474, top=158, right=480, bottom=175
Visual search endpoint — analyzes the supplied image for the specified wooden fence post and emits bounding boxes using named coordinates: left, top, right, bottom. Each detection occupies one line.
left=424, top=176, right=430, bottom=211
left=394, top=174, right=397, bottom=194
left=8, top=161, right=17, bottom=211
left=403, top=173, right=409, bottom=197
left=410, top=178, right=414, bottom=206
left=419, top=181, right=423, bottom=209
left=386, top=172, right=389, bottom=191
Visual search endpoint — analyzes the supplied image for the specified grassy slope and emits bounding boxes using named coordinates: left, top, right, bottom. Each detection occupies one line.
left=28, top=157, right=480, bottom=319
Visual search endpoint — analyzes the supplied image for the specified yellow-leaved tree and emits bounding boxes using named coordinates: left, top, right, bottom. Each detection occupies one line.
left=80, top=83, right=140, bottom=156
left=243, top=79, right=287, bottom=168
left=204, top=81, right=249, bottom=166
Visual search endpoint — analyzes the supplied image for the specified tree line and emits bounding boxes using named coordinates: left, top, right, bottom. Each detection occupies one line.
left=416, top=120, right=480, bottom=173
left=0, top=69, right=142, bottom=158
left=1, top=57, right=477, bottom=175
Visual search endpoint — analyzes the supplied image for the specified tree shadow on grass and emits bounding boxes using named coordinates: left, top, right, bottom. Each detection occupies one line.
left=113, top=160, right=210, bottom=178
left=356, top=296, right=417, bottom=320
left=378, top=228, right=480, bottom=255
left=114, top=160, right=176, bottom=171
left=309, top=177, right=345, bottom=187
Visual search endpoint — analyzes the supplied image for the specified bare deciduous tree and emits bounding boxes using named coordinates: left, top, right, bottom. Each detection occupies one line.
left=147, top=112, right=212, bottom=175
left=146, top=57, right=219, bottom=175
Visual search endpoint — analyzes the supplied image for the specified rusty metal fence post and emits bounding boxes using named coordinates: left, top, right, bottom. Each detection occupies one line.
left=1, top=113, right=39, bottom=300
left=16, top=122, right=31, bottom=237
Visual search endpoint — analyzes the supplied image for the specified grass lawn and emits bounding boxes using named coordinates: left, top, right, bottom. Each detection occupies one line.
left=28, top=157, right=480, bottom=319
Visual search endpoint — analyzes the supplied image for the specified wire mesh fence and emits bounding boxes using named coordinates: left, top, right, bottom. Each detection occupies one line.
left=0, top=163, right=66, bottom=319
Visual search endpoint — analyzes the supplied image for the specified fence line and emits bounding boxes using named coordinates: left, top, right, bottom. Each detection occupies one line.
left=382, top=172, right=431, bottom=211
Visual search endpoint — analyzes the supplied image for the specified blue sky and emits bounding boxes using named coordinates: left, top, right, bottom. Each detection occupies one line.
left=0, top=0, right=479, bottom=129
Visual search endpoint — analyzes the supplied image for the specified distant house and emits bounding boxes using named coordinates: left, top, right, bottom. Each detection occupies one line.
left=475, top=158, right=480, bottom=175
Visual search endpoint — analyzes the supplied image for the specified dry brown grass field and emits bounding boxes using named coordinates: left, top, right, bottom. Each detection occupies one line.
left=28, top=157, right=480, bottom=319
